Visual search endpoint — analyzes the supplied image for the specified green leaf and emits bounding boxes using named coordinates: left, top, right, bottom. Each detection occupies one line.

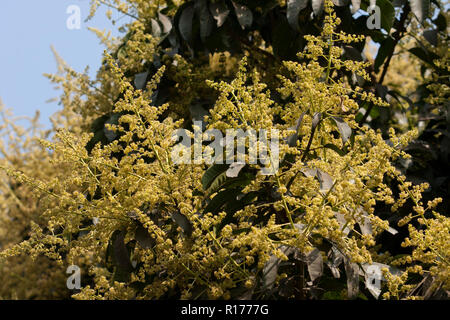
left=287, top=112, right=305, bottom=147
left=209, top=171, right=229, bottom=194
left=433, top=13, right=447, bottom=31
left=262, top=246, right=297, bottom=290
left=322, top=291, right=347, bottom=299
left=409, top=0, right=430, bottom=22
left=195, top=0, right=214, bottom=42
left=170, top=211, right=193, bottom=236
left=232, top=1, right=253, bottom=29
left=343, top=45, right=363, bottom=61
left=134, top=71, right=148, bottom=90
left=369, top=104, right=381, bottom=119
left=219, top=172, right=254, bottom=190
left=111, top=230, right=133, bottom=282
left=324, top=143, right=346, bottom=156
left=375, top=83, right=388, bottom=100
left=423, top=29, right=438, bottom=46
left=189, top=103, right=208, bottom=123
left=393, top=0, right=406, bottom=7
left=287, top=0, right=308, bottom=31
left=331, top=117, right=352, bottom=144
left=135, top=226, right=155, bottom=249
left=178, top=4, right=195, bottom=44
left=377, top=0, right=395, bottom=32
left=408, top=46, right=440, bottom=66
left=201, top=163, right=229, bottom=191
left=374, top=36, right=394, bottom=72
left=272, top=16, right=297, bottom=60
left=104, top=113, right=120, bottom=142
left=204, top=188, right=241, bottom=214
left=326, top=247, right=344, bottom=278
left=209, top=1, right=230, bottom=27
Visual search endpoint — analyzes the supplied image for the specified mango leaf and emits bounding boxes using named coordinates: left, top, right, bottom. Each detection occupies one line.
left=158, top=12, right=172, bottom=34
left=344, top=257, right=360, bottom=299
left=272, top=16, right=297, bottom=60
left=232, top=1, right=253, bottom=29
left=377, top=0, right=395, bottom=32
left=323, top=143, right=346, bottom=156
left=286, top=112, right=305, bottom=147
left=104, top=113, right=120, bottom=142
left=111, top=230, right=134, bottom=282
left=202, top=163, right=229, bottom=191
left=209, top=1, right=230, bottom=27
left=134, top=71, right=148, bottom=90
left=287, top=0, right=308, bottom=31
left=375, top=83, right=388, bottom=101
left=195, top=0, right=214, bottom=42
left=409, top=0, right=430, bottom=22
left=333, top=0, right=350, bottom=5
left=229, top=285, right=255, bottom=300
left=316, top=169, right=333, bottom=192
left=393, top=0, right=406, bottom=6
left=312, top=112, right=322, bottom=128
left=356, top=208, right=373, bottom=236
left=423, top=29, right=438, bottom=46
left=408, top=47, right=440, bottom=66
left=226, top=162, right=246, bottom=178
left=135, top=226, right=155, bottom=249
left=326, top=247, right=344, bottom=278
left=374, top=36, right=394, bottom=72
left=219, top=172, right=254, bottom=191
left=361, top=262, right=402, bottom=298
left=433, top=13, right=447, bottom=31
left=312, top=0, right=325, bottom=16
left=189, top=103, right=208, bottom=124
left=334, top=212, right=351, bottom=235
left=170, top=211, right=193, bottom=236
left=179, top=4, right=195, bottom=44
left=204, top=188, right=241, bottom=215
left=301, top=168, right=334, bottom=192
left=305, top=248, right=324, bottom=282
left=343, top=45, right=363, bottom=61
left=351, top=0, right=361, bottom=13
left=207, top=171, right=228, bottom=194
left=151, top=18, right=162, bottom=37
left=331, top=117, right=352, bottom=144
left=262, top=246, right=296, bottom=290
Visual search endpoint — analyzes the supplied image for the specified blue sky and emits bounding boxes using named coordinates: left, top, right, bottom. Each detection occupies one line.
left=0, top=0, right=128, bottom=129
